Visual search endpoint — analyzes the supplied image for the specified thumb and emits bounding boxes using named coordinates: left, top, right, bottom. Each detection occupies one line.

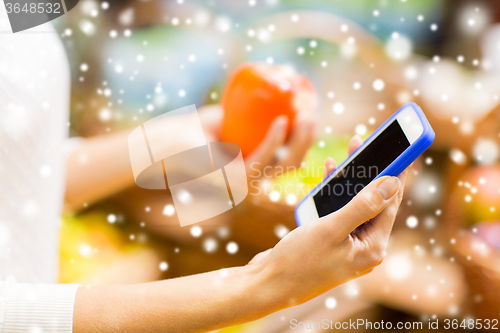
left=323, top=176, right=400, bottom=237
left=245, top=116, right=288, bottom=177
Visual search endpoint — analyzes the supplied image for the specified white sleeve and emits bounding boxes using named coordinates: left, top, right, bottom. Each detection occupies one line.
left=0, top=280, right=79, bottom=333
left=0, top=3, right=80, bottom=333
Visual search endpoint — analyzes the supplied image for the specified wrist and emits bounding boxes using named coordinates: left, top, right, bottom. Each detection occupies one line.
left=240, top=260, right=288, bottom=317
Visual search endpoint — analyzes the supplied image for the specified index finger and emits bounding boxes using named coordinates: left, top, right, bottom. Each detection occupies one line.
left=347, top=134, right=363, bottom=156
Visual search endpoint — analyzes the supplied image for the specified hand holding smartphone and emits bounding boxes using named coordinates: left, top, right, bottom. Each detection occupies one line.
left=295, top=102, right=435, bottom=226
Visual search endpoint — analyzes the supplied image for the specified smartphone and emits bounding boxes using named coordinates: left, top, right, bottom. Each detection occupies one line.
left=295, top=102, right=435, bottom=226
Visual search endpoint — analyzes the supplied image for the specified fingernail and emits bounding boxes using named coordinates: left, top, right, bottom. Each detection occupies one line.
left=353, top=134, right=363, bottom=142
left=377, top=177, right=400, bottom=200
left=276, top=116, right=288, bottom=128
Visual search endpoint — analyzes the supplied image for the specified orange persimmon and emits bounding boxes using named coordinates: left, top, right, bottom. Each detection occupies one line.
left=220, top=63, right=316, bottom=157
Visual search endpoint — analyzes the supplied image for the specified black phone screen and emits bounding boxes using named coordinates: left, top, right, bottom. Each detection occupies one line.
left=313, top=120, right=410, bottom=217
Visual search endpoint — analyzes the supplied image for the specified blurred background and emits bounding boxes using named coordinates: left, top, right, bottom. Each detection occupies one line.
left=53, top=0, right=500, bottom=331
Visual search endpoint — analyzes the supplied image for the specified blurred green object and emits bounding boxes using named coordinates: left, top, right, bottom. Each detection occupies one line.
left=272, top=133, right=370, bottom=200
left=59, top=213, right=163, bottom=285
left=102, top=25, right=223, bottom=119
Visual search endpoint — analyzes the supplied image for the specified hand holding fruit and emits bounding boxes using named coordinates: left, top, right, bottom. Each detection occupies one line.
left=200, top=62, right=317, bottom=180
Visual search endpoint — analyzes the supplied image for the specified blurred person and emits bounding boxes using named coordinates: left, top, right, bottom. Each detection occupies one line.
left=0, top=3, right=411, bottom=333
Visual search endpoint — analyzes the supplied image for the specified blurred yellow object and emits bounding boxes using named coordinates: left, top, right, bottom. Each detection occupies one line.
left=454, top=164, right=500, bottom=226
left=271, top=134, right=372, bottom=201
left=216, top=321, right=265, bottom=333
left=59, top=212, right=163, bottom=285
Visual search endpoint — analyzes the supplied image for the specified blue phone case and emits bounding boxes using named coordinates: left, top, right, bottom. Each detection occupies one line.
left=295, top=102, right=435, bottom=226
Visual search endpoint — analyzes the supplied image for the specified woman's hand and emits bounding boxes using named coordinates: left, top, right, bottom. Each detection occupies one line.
left=247, top=135, right=410, bottom=309
left=198, top=104, right=316, bottom=180
left=73, top=135, right=410, bottom=333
